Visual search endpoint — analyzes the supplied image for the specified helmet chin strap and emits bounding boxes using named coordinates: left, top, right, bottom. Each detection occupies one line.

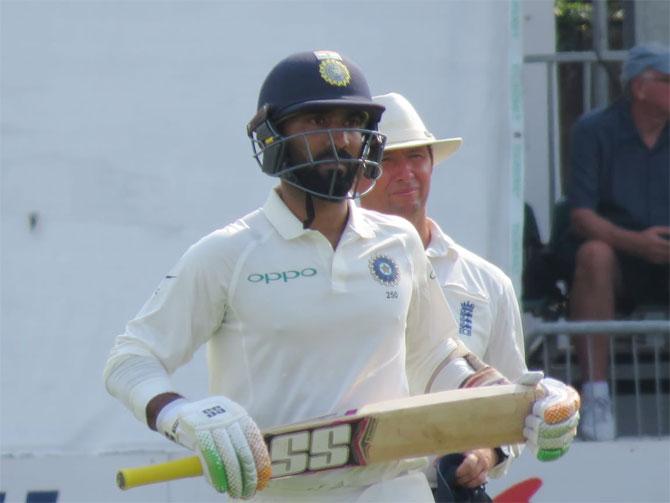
left=302, top=192, right=316, bottom=229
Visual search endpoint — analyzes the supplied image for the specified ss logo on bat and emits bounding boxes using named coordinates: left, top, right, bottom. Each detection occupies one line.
left=269, top=424, right=352, bottom=477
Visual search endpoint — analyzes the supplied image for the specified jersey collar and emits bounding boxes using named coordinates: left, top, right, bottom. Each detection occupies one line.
left=348, top=203, right=376, bottom=239
left=262, top=188, right=310, bottom=239
left=425, top=218, right=459, bottom=261
left=263, top=189, right=375, bottom=240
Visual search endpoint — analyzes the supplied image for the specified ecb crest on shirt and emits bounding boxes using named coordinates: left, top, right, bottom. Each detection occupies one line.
left=369, top=255, right=400, bottom=287
left=459, top=301, right=475, bottom=336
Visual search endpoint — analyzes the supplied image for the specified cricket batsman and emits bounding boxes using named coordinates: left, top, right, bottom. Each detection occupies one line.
left=104, top=50, right=580, bottom=501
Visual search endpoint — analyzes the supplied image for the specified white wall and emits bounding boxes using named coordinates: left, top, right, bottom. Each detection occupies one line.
left=635, top=0, right=670, bottom=45
left=521, top=0, right=555, bottom=242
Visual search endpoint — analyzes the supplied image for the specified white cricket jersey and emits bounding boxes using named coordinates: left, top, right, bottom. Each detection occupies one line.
left=426, top=218, right=527, bottom=477
left=426, top=219, right=526, bottom=381
left=105, top=189, right=460, bottom=490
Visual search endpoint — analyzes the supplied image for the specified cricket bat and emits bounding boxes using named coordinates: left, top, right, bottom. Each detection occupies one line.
left=117, top=384, right=537, bottom=490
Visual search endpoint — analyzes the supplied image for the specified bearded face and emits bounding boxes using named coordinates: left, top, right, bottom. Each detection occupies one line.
left=277, top=109, right=371, bottom=200
left=285, top=146, right=362, bottom=199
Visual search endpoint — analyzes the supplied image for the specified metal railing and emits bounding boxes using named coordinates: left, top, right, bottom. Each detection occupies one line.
left=525, top=324, right=670, bottom=438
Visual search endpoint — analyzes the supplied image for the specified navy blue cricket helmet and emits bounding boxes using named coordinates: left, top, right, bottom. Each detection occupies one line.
left=247, top=50, right=386, bottom=200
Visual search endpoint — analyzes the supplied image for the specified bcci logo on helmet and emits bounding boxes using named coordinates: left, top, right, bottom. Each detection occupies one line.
left=319, top=59, right=351, bottom=87
left=369, top=255, right=399, bottom=287
left=314, top=50, right=351, bottom=87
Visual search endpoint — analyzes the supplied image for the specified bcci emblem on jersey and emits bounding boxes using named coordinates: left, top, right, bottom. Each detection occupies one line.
left=369, top=255, right=399, bottom=287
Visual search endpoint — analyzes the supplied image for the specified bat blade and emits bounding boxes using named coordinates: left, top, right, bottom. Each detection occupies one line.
left=116, top=384, right=537, bottom=490
left=357, top=384, right=537, bottom=464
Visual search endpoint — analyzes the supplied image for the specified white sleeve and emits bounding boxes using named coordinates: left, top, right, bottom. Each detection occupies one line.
left=103, top=353, right=174, bottom=424
left=102, top=236, right=228, bottom=424
left=404, top=248, right=463, bottom=395
left=483, top=276, right=527, bottom=381
left=488, top=444, right=520, bottom=479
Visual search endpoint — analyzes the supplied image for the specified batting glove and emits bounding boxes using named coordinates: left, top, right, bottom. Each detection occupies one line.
left=156, top=396, right=271, bottom=498
left=517, top=372, right=581, bottom=462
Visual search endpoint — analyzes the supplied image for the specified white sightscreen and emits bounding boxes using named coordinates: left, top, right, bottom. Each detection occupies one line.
left=1, top=1, right=522, bottom=499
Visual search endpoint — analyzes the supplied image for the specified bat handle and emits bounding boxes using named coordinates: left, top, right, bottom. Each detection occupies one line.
left=116, top=455, right=202, bottom=490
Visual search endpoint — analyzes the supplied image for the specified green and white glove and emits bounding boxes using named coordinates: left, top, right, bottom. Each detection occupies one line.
left=518, top=372, right=581, bottom=462
left=157, top=396, right=271, bottom=498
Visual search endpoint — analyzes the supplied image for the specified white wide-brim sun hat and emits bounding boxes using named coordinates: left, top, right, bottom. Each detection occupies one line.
left=373, top=92, right=462, bottom=166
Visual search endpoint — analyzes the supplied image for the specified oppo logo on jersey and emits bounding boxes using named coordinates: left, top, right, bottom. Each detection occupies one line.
left=247, top=267, right=317, bottom=284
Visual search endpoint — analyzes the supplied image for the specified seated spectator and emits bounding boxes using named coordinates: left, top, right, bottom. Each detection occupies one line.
left=563, top=43, right=669, bottom=441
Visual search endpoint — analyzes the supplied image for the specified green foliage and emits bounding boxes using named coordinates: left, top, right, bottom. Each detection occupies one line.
left=555, top=0, right=592, bottom=21
left=556, top=0, right=593, bottom=51
left=555, top=0, right=625, bottom=51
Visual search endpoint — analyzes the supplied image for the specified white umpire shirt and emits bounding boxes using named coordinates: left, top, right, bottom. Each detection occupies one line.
left=105, top=189, right=462, bottom=493
left=426, top=218, right=527, bottom=477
